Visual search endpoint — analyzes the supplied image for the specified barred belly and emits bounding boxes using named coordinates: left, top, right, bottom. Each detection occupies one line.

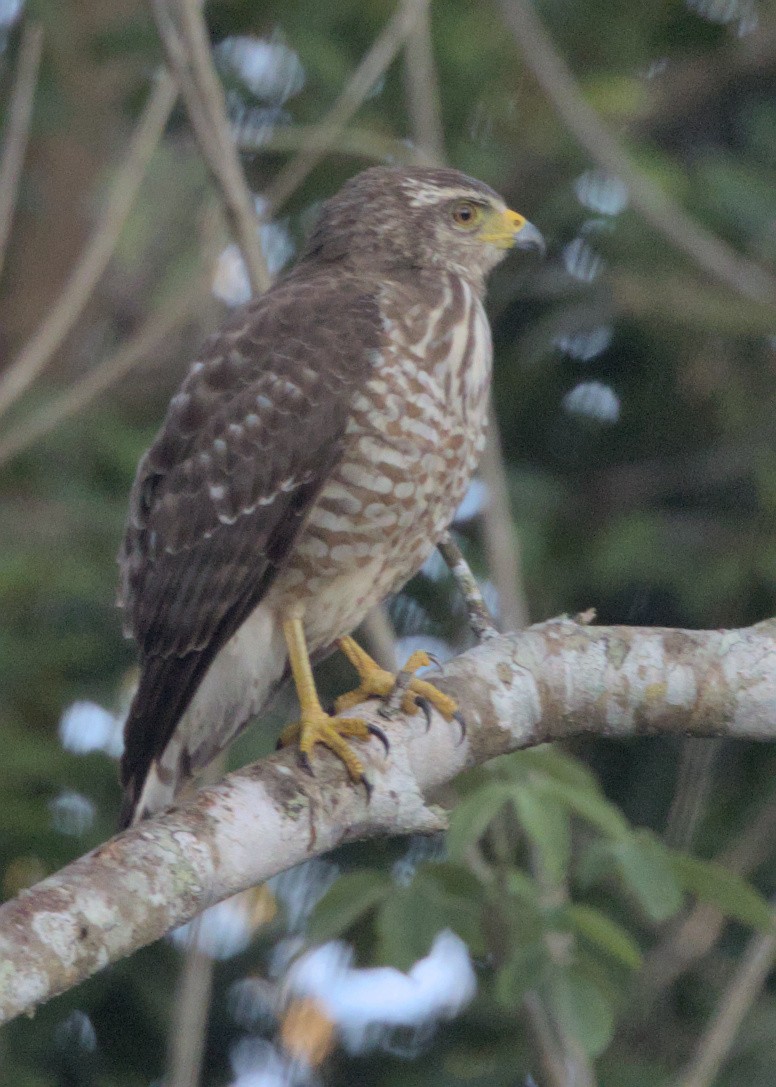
left=270, top=272, right=492, bottom=651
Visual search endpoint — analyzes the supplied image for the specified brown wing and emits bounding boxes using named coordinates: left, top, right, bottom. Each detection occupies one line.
left=118, top=272, right=381, bottom=817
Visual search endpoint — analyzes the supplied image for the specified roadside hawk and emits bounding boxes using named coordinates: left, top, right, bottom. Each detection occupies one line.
left=117, top=166, right=544, bottom=827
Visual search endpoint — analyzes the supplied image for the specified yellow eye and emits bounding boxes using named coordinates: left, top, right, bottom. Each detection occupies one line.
left=451, top=201, right=482, bottom=229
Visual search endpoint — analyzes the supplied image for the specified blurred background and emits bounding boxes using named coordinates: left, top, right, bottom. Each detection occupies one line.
left=1, top=0, right=776, bottom=1083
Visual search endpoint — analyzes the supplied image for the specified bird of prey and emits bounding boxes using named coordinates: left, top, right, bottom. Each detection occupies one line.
left=117, top=166, right=543, bottom=827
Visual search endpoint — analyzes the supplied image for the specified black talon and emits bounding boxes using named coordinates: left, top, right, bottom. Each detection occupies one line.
left=415, top=696, right=434, bottom=731
left=453, top=710, right=467, bottom=744
left=367, top=722, right=390, bottom=754
left=298, top=751, right=315, bottom=777
left=360, top=773, right=373, bottom=801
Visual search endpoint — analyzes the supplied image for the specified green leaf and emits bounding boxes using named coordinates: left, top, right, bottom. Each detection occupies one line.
left=447, top=782, right=515, bottom=860
left=494, top=942, right=547, bottom=1008
left=545, top=967, right=615, bottom=1058
left=519, top=746, right=601, bottom=792
left=512, top=784, right=571, bottom=886
left=422, top=861, right=483, bottom=902
left=671, top=854, right=774, bottom=931
left=376, top=867, right=484, bottom=970
left=611, top=832, right=683, bottom=922
left=504, top=866, right=542, bottom=906
left=564, top=904, right=643, bottom=969
left=375, top=886, right=443, bottom=971
left=533, top=776, right=631, bottom=840
left=307, top=870, right=390, bottom=943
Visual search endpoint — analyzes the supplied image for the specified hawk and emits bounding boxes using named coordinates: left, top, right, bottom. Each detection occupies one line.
left=117, top=166, right=543, bottom=827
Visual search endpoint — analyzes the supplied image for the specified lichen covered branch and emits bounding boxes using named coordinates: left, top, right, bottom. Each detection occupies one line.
left=1, top=617, right=775, bottom=1025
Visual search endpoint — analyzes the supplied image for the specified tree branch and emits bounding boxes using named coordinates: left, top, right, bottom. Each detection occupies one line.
left=1, top=617, right=775, bottom=1025
left=0, top=21, right=44, bottom=284
left=498, top=0, right=776, bottom=309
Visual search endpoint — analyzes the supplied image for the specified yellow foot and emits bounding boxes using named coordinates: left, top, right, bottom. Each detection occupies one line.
left=335, top=637, right=463, bottom=733
left=277, top=705, right=389, bottom=791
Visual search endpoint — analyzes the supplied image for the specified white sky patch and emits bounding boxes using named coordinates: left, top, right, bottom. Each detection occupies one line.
left=53, top=1010, right=97, bottom=1054
left=213, top=222, right=294, bottom=307
left=171, top=897, right=254, bottom=961
left=229, top=1037, right=311, bottom=1087
left=686, top=0, right=758, bottom=34
left=454, top=478, right=488, bottom=523
left=555, top=324, right=613, bottom=362
left=58, top=701, right=124, bottom=758
left=574, top=170, right=629, bottom=216
left=287, top=930, right=476, bottom=1054
left=49, top=790, right=96, bottom=837
left=563, top=381, right=621, bottom=424
left=419, top=548, right=448, bottom=582
left=395, top=634, right=454, bottom=665
left=562, top=237, right=604, bottom=283
left=216, top=36, right=305, bottom=102
left=270, top=858, right=340, bottom=934
left=0, top=0, right=23, bottom=29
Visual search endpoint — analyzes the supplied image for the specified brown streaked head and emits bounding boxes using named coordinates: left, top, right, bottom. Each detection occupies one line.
left=297, top=166, right=543, bottom=286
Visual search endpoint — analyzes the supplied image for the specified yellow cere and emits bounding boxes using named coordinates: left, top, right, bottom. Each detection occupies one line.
left=479, top=206, right=528, bottom=248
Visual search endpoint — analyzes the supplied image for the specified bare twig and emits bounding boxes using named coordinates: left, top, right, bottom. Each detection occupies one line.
left=438, top=531, right=498, bottom=641
left=403, top=2, right=445, bottom=163
left=152, top=0, right=271, bottom=295
left=166, top=918, right=214, bottom=1087
left=0, top=21, right=43, bottom=283
left=0, top=278, right=202, bottom=469
left=0, top=69, right=177, bottom=419
left=663, top=738, right=720, bottom=850
left=480, top=407, right=530, bottom=630
left=1, top=616, right=775, bottom=1025
left=263, top=0, right=430, bottom=214
left=676, top=912, right=776, bottom=1087
left=522, top=993, right=578, bottom=1087
left=235, top=121, right=425, bottom=166
left=497, top=0, right=776, bottom=308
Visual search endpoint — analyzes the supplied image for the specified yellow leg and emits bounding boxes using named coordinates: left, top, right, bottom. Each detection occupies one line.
left=277, top=617, right=387, bottom=786
left=335, top=636, right=460, bottom=722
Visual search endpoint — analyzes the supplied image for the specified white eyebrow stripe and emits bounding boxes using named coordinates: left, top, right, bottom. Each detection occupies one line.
left=402, top=183, right=497, bottom=208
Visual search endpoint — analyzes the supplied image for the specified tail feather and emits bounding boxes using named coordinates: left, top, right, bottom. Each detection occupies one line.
left=119, top=602, right=287, bottom=828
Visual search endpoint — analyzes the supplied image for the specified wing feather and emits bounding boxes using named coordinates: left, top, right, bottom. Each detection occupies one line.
left=117, top=273, right=381, bottom=817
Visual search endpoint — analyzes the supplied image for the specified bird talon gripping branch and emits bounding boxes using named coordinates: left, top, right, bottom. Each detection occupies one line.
left=337, top=637, right=460, bottom=726
left=116, top=166, right=542, bottom=826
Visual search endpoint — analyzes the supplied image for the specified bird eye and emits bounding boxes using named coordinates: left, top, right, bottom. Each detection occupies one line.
left=451, top=201, right=481, bottom=229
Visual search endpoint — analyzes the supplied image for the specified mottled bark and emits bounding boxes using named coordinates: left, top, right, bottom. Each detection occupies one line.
left=1, top=617, right=775, bottom=1025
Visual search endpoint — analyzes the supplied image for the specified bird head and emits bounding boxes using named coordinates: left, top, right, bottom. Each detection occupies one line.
left=298, top=166, right=544, bottom=288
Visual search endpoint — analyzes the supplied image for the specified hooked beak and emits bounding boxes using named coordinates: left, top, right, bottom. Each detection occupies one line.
left=513, top=219, right=546, bottom=256
left=479, top=207, right=546, bottom=256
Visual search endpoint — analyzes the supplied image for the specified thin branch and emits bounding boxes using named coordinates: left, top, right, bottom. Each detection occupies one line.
left=634, top=788, right=776, bottom=1011
left=438, top=531, right=499, bottom=641
left=480, top=406, right=531, bottom=630
left=676, top=913, right=776, bottom=1087
left=1, top=616, right=775, bottom=1025
left=0, top=20, right=43, bottom=283
left=403, top=2, right=445, bottom=163
left=166, top=918, right=214, bottom=1087
left=263, top=0, right=431, bottom=214
left=235, top=121, right=425, bottom=166
left=0, top=69, right=177, bottom=419
left=663, top=738, right=720, bottom=850
left=0, top=277, right=202, bottom=469
left=497, top=0, right=776, bottom=309
left=152, top=0, right=271, bottom=295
